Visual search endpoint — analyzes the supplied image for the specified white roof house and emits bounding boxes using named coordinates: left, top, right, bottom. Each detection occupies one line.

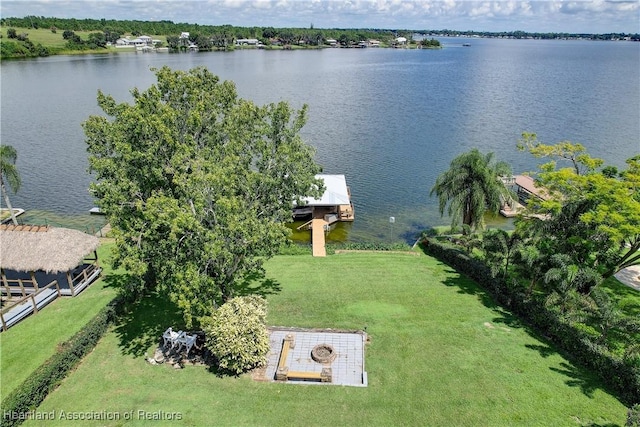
left=236, top=38, right=260, bottom=45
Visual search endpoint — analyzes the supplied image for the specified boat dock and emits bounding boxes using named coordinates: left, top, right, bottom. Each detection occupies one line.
left=499, top=175, right=550, bottom=218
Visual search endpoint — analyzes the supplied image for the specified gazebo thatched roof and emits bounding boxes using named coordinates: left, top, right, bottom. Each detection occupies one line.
left=0, top=225, right=100, bottom=274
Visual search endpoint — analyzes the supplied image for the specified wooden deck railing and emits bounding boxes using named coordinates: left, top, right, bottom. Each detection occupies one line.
left=0, top=279, right=62, bottom=331
left=71, top=263, right=100, bottom=289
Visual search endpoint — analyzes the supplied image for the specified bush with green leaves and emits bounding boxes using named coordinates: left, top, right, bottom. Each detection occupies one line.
left=202, top=296, right=270, bottom=375
left=628, top=404, right=640, bottom=427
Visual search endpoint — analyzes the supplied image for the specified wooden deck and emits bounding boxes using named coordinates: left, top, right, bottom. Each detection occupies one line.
left=311, top=219, right=328, bottom=257
left=0, top=280, right=61, bottom=331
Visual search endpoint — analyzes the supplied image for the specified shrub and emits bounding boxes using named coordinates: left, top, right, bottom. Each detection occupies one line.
left=628, top=404, right=640, bottom=427
left=202, top=296, right=270, bottom=375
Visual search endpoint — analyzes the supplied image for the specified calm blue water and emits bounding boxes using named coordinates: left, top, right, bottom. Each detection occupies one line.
left=1, top=38, right=639, bottom=241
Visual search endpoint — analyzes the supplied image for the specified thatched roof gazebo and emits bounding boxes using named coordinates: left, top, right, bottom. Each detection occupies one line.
left=1, top=225, right=102, bottom=297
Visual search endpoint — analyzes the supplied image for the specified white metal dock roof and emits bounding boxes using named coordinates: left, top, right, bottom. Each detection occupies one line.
left=302, top=174, right=351, bottom=206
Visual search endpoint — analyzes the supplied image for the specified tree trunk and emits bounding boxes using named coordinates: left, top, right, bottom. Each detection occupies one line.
left=1, top=181, right=18, bottom=225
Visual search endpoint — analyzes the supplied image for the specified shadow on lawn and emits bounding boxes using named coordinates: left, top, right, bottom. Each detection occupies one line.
left=441, top=272, right=499, bottom=309
left=549, top=361, right=607, bottom=399
left=107, top=272, right=281, bottom=358
left=437, top=264, right=622, bottom=403
left=112, top=292, right=184, bottom=358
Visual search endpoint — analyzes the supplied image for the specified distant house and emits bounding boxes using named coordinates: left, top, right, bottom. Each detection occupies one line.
left=236, top=38, right=261, bottom=46
left=326, top=39, right=337, bottom=47
left=180, top=32, right=190, bottom=40
left=116, top=36, right=155, bottom=48
left=395, top=37, right=407, bottom=45
left=115, top=37, right=132, bottom=46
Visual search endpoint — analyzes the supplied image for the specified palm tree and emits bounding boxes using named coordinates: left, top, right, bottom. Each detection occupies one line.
left=0, top=145, right=22, bottom=225
left=430, top=148, right=513, bottom=233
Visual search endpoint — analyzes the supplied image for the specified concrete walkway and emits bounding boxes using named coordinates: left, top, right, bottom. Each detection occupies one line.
left=614, top=265, right=640, bottom=292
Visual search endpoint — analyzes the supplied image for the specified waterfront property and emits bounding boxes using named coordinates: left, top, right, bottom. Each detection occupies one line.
left=0, top=225, right=101, bottom=330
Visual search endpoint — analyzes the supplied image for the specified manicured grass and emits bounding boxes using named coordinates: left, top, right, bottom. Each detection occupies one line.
left=0, top=244, right=118, bottom=397
left=23, top=252, right=626, bottom=426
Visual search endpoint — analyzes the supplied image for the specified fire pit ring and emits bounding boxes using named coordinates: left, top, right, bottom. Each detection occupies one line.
left=311, top=344, right=336, bottom=364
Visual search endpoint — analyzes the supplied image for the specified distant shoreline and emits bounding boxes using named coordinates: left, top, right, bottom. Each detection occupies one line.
left=1, top=16, right=637, bottom=60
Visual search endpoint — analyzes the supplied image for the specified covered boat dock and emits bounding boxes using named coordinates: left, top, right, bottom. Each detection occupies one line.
left=294, top=174, right=354, bottom=257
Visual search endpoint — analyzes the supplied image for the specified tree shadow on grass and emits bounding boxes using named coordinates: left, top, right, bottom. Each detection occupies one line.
left=234, top=272, right=282, bottom=299
left=101, top=271, right=134, bottom=291
left=436, top=263, right=623, bottom=403
left=549, top=361, right=605, bottom=399
left=491, top=306, right=525, bottom=329
left=112, top=292, right=184, bottom=358
left=108, top=272, right=280, bottom=358
left=441, top=273, right=500, bottom=310
left=524, top=343, right=557, bottom=358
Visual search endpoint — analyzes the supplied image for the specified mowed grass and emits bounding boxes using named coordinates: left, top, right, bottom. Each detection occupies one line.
left=0, top=244, right=118, bottom=397
left=25, top=252, right=626, bottom=426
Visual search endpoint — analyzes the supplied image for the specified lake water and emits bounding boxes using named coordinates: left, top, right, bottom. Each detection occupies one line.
left=1, top=38, right=639, bottom=242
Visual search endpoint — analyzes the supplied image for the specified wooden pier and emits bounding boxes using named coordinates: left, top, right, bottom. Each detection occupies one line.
left=311, top=219, right=328, bottom=257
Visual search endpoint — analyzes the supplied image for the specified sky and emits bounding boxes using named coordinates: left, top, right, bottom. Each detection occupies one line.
left=1, top=1, right=639, bottom=34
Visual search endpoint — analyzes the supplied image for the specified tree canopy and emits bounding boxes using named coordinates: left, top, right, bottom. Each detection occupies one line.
left=430, top=148, right=513, bottom=232
left=84, top=66, right=323, bottom=326
left=516, top=134, right=640, bottom=285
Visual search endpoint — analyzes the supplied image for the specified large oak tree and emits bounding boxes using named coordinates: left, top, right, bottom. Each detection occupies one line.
left=85, top=66, right=323, bottom=326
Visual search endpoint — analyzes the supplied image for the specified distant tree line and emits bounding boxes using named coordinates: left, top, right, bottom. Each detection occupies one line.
left=3, top=16, right=635, bottom=45
left=1, top=16, right=402, bottom=47
left=417, top=28, right=640, bottom=41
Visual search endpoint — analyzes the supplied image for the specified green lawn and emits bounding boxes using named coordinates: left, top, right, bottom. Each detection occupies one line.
left=0, top=244, right=118, bottom=397
left=23, top=252, right=626, bottom=426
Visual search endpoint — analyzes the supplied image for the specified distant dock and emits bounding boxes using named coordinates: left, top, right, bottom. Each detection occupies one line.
left=499, top=175, right=550, bottom=218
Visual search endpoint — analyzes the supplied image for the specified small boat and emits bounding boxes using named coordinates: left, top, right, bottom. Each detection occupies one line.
left=462, top=43, right=471, bottom=47
left=89, top=207, right=104, bottom=215
left=292, top=207, right=313, bottom=219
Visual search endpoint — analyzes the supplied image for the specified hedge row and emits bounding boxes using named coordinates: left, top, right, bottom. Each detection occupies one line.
left=421, top=237, right=640, bottom=405
left=0, top=297, right=123, bottom=427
